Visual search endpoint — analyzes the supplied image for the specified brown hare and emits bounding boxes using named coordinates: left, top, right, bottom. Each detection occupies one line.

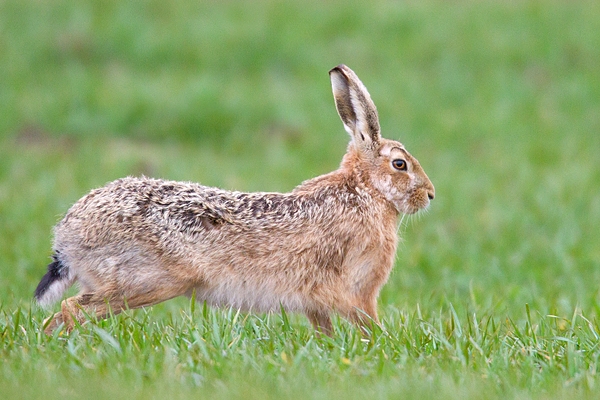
left=35, top=65, right=434, bottom=335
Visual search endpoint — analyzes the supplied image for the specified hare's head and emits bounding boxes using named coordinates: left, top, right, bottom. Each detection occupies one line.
left=330, top=65, right=434, bottom=215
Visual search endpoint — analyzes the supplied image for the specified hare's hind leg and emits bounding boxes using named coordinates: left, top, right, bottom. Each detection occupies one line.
left=43, top=294, right=97, bottom=334
left=45, top=288, right=183, bottom=334
left=43, top=293, right=118, bottom=334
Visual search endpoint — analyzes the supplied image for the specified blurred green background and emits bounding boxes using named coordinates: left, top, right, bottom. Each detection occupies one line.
left=1, top=1, right=600, bottom=396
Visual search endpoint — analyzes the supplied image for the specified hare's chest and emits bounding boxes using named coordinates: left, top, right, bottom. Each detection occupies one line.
left=345, top=231, right=398, bottom=295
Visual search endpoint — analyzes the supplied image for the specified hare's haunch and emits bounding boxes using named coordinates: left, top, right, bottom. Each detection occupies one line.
left=35, top=65, right=435, bottom=335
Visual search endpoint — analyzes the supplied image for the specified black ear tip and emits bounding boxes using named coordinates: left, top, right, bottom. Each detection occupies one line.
left=329, top=64, right=348, bottom=76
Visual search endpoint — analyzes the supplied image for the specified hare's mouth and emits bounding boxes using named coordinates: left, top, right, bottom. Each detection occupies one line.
left=403, top=203, right=428, bottom=215
left=400, top=189, right=431, bottom=214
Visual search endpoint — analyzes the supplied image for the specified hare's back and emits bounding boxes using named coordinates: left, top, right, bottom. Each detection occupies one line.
left=53, top=178, right=215, bottom=245
left=53, top=176, right=303, bottom=251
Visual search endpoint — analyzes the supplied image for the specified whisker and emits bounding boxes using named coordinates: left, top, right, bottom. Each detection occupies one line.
left=397, top=213, right=406, bottom=235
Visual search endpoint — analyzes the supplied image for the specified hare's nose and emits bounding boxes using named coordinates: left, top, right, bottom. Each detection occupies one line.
left=427, top=190, right=435, bottom=201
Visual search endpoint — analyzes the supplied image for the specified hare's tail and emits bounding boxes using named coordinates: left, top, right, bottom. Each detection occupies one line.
left=34, top=252, right=73, bottom=308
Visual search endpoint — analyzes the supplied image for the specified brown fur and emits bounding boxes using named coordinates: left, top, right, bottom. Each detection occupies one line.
left=36, top=65, right=434, bottom=335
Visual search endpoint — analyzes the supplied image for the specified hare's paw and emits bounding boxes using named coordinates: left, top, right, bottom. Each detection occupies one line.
left=42, top=312, right=66, bottom=335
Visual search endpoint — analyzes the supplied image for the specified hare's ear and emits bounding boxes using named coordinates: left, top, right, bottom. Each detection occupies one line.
left=329, top=65, right=381, bottom=152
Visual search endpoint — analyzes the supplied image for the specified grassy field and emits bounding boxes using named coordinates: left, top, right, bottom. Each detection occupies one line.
left=2, top=0, right=600, bottom=398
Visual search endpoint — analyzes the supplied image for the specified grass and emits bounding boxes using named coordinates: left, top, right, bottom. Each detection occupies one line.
left=4, top=304, right=600, bottom=399
left=2, top=0, right=600, bottom=398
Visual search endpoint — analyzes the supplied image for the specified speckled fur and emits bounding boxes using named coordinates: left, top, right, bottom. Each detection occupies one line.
left=35, top=65, right=435, bottom=335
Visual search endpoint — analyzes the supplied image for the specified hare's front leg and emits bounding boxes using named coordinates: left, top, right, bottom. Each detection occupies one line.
left=306, top=310, right=333, bottom=336
left=342, top=295, right=380, bottom=334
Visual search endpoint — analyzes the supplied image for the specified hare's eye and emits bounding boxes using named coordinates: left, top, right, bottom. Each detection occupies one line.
left=392, top=159, right=407, bottom=171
